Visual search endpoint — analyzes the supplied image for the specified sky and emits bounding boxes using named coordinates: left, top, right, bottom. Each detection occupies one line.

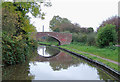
left=29, top=0, right=119, bottom=32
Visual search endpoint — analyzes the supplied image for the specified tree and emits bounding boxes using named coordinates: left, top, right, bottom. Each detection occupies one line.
left=96, top=24, right=117, bottom=48
left=50, top=15, right=71, bottom=32
left=2, top=1, right=51, bottom=65
left=98, top=16, right=119, bottom=44
left=86, top=27, right=94, bottom=33
left=98, top=16, right=120, bottom=32
left=50, top=15, right=82, bottom=33
left=2, top=1, right=51, bottom=35
left=86, top=32, right=96, bottom=46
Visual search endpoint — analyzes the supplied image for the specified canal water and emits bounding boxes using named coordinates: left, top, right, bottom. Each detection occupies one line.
left=2, top=45, right=118, bottom=80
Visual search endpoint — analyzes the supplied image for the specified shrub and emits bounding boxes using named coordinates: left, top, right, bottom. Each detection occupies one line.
left=105, top=42, right=117, bottom=50
left=2, top=32, right=37, bottom=66
left=72, top=33, right=87, bottom=44
left=96, top=24, right=117, bottom=48
left=86, top=33, right=96, bottom=46
left=72, top=33, right=78, bottom=42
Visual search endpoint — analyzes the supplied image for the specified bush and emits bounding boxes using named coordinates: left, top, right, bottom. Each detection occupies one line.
left=86, top=33, right=96, bottom=46
left=72, top=33, right=79, bottom=42
left=2, top=32, right=37, bottom=66
left=96, top=24, right=117, bottom=48
left=105, top=42, right=117, bottom=50
left=72, top=33, right=87, bottom=44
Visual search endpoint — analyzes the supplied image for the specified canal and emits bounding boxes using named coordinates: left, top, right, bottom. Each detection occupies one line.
left=2, top=45, right=118, bottom=80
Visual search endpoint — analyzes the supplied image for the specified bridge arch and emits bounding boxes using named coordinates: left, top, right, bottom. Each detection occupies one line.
left=38, top=35, right=61, bottom=45
left=36, top=32, right=72, bottom=45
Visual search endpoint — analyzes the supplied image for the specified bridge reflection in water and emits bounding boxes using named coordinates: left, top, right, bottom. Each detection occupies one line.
left=31, top=45, right=117, bottom=79
left=36, top=46, right=75, bottom=70
left=2, top=45, right=118, bottom=80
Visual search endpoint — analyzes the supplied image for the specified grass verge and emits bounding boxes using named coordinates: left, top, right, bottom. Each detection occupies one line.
left=60, top=44, right=119, bottom=71
left=60, top=42, right=118, bottom=62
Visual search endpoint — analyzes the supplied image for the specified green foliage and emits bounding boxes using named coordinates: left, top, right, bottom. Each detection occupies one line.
left=50, top=15, right=71, bottom=32
left=2, top=1, right=51, bottom=66
left=2, top=2, right=37, bottom=36
left=105, top=43, right=117, bottom=50
left=2, top=32, right=38, bottom=65
left=54, top=28, right=60, bottom=32
left=86, top=27, right=94, bottom=33
left=50, top=15, right=95, bottom=34
left=86, top=33, right=96, bottom=46
left=96, top=24, right=117, bottom=48
left=2, top=2, right=19, bottom=35
left=72, top=32, right=96, bottom=46
left=99, top=16, right=120, bottom=32
left=72, top=33, right=87, bottom=44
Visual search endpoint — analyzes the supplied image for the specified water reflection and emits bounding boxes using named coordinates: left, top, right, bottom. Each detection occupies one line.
left=2, top=61, right=35, bottom=80
left=29, top=45, right=115, bottom=80
left=2, top=45, right=117, bottom=80
left=34, top=51, right=81, bottom=71
left=37, top=46, right=60, bottom=57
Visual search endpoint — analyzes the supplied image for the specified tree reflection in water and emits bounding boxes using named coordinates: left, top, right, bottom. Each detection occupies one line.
left=2, top=45, right=117, bottom=80
left=34, top=45, right=117, bottom=80
left=35, top=46, right=90, bottom=71
left=2, top=61, right=35, bottom=80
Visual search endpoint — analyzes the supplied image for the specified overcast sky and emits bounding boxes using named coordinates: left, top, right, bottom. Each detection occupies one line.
left=29, top=0, right=119, bottom=32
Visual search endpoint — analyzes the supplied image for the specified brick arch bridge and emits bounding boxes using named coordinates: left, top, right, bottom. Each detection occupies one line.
left=36, top=32, right=72, bottom=45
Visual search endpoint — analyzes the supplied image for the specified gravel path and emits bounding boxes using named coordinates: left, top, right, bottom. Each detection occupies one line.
left=72, top=49, right=120, bottom=66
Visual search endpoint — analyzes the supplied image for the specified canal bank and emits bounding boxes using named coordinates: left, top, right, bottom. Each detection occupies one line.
left=39, top=43, right=120, bottom=80
left=57, top=46, right=120, bottom=80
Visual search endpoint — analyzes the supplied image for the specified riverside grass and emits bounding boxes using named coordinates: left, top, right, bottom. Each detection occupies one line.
left=61, top=43, right=118, bottom=62
left=60, top=43, right=119, bottom=71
